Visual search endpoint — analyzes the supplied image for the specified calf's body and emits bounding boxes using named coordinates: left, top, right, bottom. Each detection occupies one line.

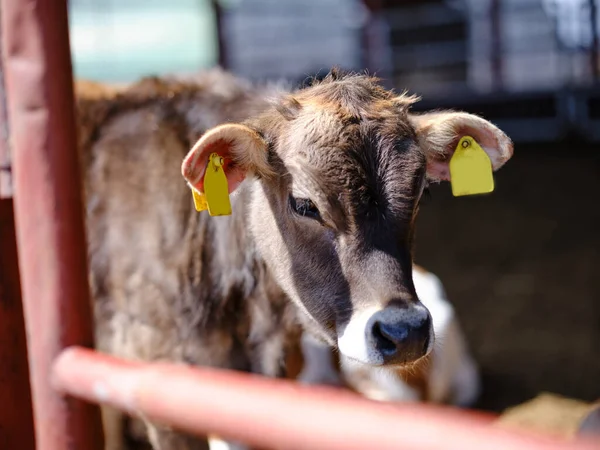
left=79, top=72, right=300, bottom=449
left=76, top=68, right=513, bottom=449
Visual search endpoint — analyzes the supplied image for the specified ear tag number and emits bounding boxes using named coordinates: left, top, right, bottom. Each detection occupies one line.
left=203, top=152, right=232, bottom=216
left=449, top=136, right=495, bottom=197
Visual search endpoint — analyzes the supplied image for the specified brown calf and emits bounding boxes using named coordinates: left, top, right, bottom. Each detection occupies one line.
left=76, top=68, right=513, bottom=449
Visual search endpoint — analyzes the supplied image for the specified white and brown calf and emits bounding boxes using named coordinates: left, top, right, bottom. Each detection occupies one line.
left=77, top=68, right=512, bottom=450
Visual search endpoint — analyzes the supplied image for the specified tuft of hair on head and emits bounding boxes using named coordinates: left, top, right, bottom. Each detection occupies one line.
left=316, top=66, right=361, bottom=85
left=394, top=89, right=422, bottom=109
left=325, top=66, right=347, bottom=82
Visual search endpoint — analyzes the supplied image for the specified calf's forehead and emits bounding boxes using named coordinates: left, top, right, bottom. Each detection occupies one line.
left=282, top=100, right=419, bottom=163
left=281, top=102, right=424, bottom=186
left=282, top=104, right=350, bottom=157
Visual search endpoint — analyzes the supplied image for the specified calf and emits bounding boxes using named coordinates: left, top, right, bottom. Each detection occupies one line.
left=77, top=68, right=513, bottom=450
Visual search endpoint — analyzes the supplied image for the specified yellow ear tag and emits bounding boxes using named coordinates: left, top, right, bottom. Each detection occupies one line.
left=202, top=152, right=232, bottom=216
left=449, top=136, right=495, bottom=197
left=192, top=189, right=208, bottom=212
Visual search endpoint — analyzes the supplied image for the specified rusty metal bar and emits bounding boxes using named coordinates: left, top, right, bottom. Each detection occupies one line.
left=0, top=0, right=104, bottom=449
left=53, top=347, right=600, bottom=450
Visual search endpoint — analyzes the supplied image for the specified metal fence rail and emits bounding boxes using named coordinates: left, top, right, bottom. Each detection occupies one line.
left=0, top=0, right=103, bottom=448
left=52, top=346, right=600, bottom=450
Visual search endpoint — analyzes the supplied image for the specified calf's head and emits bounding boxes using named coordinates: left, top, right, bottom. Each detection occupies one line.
left=182, top=70, right=513, bottom=367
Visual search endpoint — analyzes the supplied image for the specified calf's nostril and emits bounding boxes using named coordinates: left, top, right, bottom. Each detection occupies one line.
left=372, top=321, right=396, bottom=356
left=369, top=309, right=432, bottom=365
left=372, top=321, right=408, bottom=356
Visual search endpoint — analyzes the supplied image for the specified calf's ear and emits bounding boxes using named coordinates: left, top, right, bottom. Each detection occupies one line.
left=409, top=111, right=514, bottom=182
left=181, top=123, right=271, bottom=194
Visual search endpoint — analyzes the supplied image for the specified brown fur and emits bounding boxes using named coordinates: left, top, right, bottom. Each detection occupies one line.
left=77, top=67, right=512, bottom=449
left=78, top=69, right=299, bottom=449
left=396, top=357, right=431, bottom=401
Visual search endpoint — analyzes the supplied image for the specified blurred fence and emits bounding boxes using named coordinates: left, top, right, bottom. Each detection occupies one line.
left=218, top=0, right=600, bottom=143
left=66, top=0, right=600, bottom=143
left=218, top=0, right=368, bottom=82
left=68, top=0, right=219, bottom=82
left=376, top=0, right=600, bottom=143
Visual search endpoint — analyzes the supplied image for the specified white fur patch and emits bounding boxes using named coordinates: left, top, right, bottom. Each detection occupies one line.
left=412, top=269, right=453, bottom=343
left=208, top=436, right=249, bottom=450
left=208, top=437, right=231, bottom=450
left=337, top=306, right=384, bottom=365
left=412, top=268, right=480, bottom=406
left=339, top=355, right=421, bottom=403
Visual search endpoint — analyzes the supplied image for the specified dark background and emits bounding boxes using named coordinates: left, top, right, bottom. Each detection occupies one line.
left=416, top=143, right=599, bottom=411
left=68, top=0, right=600, bottom=412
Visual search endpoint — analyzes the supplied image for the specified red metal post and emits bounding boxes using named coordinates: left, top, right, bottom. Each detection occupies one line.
left=0, top=6, right=35, bottom=447
left=1, top=1, right=104, bottom=449
left=53, top=347, right=600, bottom=450
left=0, top=201, right=35, bottom=449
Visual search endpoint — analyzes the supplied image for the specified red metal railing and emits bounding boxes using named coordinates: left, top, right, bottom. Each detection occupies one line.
left=0, top=4, right=35, bottom=449
left=51, top=347, right=600, bottom=450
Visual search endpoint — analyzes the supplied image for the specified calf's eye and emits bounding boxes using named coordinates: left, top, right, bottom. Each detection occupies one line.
left=290, top=196, right=321, bottom=221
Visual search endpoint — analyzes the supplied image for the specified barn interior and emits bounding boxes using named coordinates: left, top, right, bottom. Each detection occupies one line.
left=0, top=0, right=598, bottom=447
left=52, top=0, right=600, bottom=418
left=68, top=0, right=600, bottom=413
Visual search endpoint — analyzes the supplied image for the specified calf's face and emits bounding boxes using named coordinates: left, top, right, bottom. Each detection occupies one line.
left=182, top=71, right=513, bottom=367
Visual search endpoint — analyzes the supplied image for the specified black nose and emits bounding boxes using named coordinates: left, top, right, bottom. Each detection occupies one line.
left=370, top=308, right=432, bottom=365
